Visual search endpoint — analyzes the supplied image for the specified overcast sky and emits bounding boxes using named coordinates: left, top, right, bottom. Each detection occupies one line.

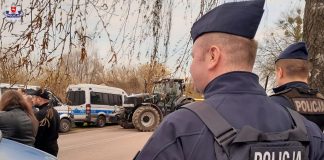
left=1, top=0, right=305, bottom=77
left=94, top=0, right=305, bottom=69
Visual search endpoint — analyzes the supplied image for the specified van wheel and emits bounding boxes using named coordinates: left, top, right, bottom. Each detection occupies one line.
left=97, top=115, right=106, bottom=127
left=59, top=119, right=71, bottom=133
left=132, top=106, right=161, bottom=132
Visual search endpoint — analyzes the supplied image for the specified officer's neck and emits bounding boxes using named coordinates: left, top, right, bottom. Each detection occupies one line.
left=278, top=78, right=308, bottom=87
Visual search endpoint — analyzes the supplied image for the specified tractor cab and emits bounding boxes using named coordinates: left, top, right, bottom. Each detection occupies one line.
left=152, top=79, right=186, bottom=113
left=152, top=79, right=184, bottom=97
left=117, top=78, right=194, bottom=132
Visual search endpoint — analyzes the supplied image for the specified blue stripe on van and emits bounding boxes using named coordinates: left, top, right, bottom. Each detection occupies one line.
left=91, top=110, right=113, bottom=114
left=71, top=108, right=113, bottom=115
left=71, top=109, right=85, bottom=115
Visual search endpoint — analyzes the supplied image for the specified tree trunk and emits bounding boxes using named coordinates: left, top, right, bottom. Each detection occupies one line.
left=303, top=0, right=324, bottom=92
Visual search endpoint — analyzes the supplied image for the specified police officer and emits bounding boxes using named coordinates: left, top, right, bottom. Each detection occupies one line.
left=271, top=42, right=324, bottom=130
left=31, top=89, right=60, bottom=156
left=135, top=0, right=324, bottom=160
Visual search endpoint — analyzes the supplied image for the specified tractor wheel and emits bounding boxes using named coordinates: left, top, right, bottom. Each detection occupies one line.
left=132, top=106, right=161, bottom=132
left=96, top=115, right=106, bottom=127
left=59, top=119, right=71, bottom=133
left=119, top=120, right=135, bottom=129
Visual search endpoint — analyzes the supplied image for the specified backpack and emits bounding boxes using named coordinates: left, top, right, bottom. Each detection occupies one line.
left=184, top=102, right=310, bottom=160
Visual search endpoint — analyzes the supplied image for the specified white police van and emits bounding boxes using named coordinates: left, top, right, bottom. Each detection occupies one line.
left=66, top=84, right=127, bottom=127
left=0, top=83, right=40, bottom=97
left=0, top=83, right=73, bottom=133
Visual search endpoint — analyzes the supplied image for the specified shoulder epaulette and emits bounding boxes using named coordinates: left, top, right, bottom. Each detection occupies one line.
left=316, top=93, right=324, bottom=99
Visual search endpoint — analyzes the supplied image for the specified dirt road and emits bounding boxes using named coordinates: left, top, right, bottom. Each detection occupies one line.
left=58, top=125, right=152, bottom=160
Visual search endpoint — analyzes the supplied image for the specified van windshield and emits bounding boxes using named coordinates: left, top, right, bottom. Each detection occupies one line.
left=67, top=91, right=85, bottom=105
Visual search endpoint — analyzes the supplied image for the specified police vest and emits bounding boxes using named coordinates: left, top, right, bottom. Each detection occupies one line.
left=271, top=87, right=324, bottom=114
left=184, top=102, right=310, bottom=160
left=271, top=87, right=324, bottom=130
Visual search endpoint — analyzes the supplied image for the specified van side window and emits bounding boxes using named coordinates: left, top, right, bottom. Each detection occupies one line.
left=108, top=94, right=121, bottom=106
left=108, top=94, right=114, bottom=105
left=90, top=92, right=104, bottom=105
left=112, top=95, right=118, bottom=105
left=67, top=91, right=85, bottom=105
left=115, top=95, right=122, bottom=106
left=89, top=92, right=123, bottom=106
left=103, top=93, right=109, bottom=105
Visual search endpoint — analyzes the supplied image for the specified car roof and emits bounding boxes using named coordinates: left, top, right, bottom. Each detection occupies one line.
left=67, top=83, right=128, bottom=95
left=0, top=137, right=57, bottom=160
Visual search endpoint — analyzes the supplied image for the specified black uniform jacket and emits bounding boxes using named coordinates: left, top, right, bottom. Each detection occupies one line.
left=35, top=103, right=60, bottom=156
left=136, top=72, right=324, bottom=160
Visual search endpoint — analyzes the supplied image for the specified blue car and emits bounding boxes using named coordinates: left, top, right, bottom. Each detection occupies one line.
left=0, top=131, right=57, bottom=160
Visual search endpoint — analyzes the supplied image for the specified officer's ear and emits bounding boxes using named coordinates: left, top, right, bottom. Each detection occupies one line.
left=276, top=67, right=284, bottom=79
left=207, top=45, right=221, bottom=70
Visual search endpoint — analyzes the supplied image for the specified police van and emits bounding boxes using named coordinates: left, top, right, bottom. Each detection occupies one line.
left=0, top=83, right=73, bottom=133
left=66, top=84, right=127, bottom=127
left=0, top=83, right=40, bottom=97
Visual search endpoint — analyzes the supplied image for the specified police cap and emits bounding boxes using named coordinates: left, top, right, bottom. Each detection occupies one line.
left=190, top=0, right=265, bottom=42
left=30, top=89, right=50, bottom=100
left=276, top=42, right=308, bottom=63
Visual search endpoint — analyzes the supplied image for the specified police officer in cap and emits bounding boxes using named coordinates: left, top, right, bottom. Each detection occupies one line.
left=271, top=42, right=324, bottom=130
left=135, top=0, right=324, bottom=159
left=31, top=89, right=60, bottom=156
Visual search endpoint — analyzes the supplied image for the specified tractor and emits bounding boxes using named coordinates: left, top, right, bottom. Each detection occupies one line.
left=117, top=78, right=195, bottom=132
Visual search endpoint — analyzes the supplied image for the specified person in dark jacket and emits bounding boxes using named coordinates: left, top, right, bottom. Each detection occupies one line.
left=0, top=90, right=39, bottom=146
left=270, top=42, right=324, bottom=130
left=31, top=89, right=60, bottom=157
left=135, top=0, right=324, bottom=160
